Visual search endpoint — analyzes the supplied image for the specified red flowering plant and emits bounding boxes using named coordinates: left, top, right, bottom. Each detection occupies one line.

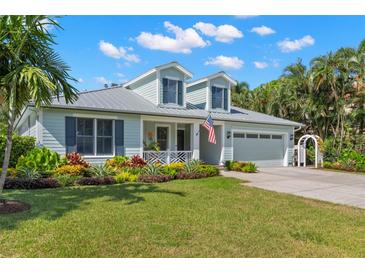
left=126, top=155, right=146, bottom=168
left=65, top=152, right=90, bottom=167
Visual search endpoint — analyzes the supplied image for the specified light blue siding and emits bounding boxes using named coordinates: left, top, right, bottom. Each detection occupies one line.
left=41, top=108, right=141, bottom=163
left=128, top=72, right=157, bottom=105
left=186, top=82, right=207, bottom=109
left=209, top=76, right=230, bottom=113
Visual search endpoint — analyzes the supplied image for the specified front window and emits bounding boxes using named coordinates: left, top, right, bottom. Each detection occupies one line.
left=76, top=118, right=113, bottom=155
left=162, top=78, right=183, bottom=105
left=77, top=118, right=94, bottom=155
left=97, top=119, right=113, bottom=155
left=211, top=86, right=228, bottom=110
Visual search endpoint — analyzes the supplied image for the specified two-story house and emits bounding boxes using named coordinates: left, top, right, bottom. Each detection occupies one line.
left=15, top=61, right=302, bottom=166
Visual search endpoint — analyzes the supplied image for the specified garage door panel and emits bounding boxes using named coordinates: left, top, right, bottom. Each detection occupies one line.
left=233, top=132, right=284, bottom=166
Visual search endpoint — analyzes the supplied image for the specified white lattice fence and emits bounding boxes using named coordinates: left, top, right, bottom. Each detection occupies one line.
left=143, top=151, right=192, bottom=164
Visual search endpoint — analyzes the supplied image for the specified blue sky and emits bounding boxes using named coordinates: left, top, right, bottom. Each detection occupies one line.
left=54, top=16, right=365, bottom=91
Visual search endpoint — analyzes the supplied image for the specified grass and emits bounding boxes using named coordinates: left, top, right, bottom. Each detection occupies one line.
left=0, top=176, right=364, bottom=257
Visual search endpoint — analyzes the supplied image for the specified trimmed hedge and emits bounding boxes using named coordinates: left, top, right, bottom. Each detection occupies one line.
left=76, top=176, right=116, bottom=186
left=0, top=135, right=36, bottom=168
left=4, top=177, right=60, bottom=189
left=138, top=174, right=173, bottom=183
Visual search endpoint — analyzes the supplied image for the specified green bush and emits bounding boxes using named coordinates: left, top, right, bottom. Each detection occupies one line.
left=16, top=166, right=41, bottom=180
left=0, top=135, right=36, bottom=167
left=225, top=160, right=234, bottom=171
left=0, top=167, right=17, bottom=177
left=141, top=164, right=162, bottom=176
left=16, top=147, right=60, bottom=173
left=196, top=165, right=220, bottom=177
left=114, top=172, right=138, bottom=183
left=241, top=162, right=258, bottom=173
left=88, top=164, right=116, bottom=177
left=54, top=174, right=82, bottom=187
left=337, top=149, right=365, bottom=171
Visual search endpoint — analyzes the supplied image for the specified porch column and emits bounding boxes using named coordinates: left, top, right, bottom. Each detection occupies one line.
left=191, top=122, right=200, bottom=160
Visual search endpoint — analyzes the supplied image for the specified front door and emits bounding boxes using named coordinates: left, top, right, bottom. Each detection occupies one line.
left=177, top=129, right=185, bottom=151
left=156, top=126, right=169, bottom=151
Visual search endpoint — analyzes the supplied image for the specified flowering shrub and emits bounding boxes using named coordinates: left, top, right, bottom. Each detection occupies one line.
left=225, top=160, right=258, bottom=173
left=106, top=156, right=129, bottom=169
left=55, top=164, right=86, bottom=176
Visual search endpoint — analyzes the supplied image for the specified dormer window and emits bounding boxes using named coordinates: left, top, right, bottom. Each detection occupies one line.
left=162, top=78, right=183, bottom=106
left=211, top=86, right=228, bottom=110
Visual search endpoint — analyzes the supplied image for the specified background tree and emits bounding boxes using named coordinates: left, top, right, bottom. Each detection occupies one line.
left=0, top=16, right=78, bottom=198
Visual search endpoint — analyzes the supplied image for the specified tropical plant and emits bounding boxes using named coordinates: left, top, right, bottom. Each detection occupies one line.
left=16, top=147, right=60, bottom=173
left=64, top=152, right=89, bottom=167
left=16, top=166, right=41, bottom=180
left=88, top=164, right=116, bottom=177
left=141, top=163, right=162, bottom=176
left=54, top=174, right=81, bottom=187
left=105, top=156, right=129, bottom=169
left=241, top=162, right=258, bottom=173
left=54, top=164, right=86, bottom=176
left=183, top=160, right=201, bottom=173
left=0, top=135, right=35, bottom=167
left=114, top=172, right=138, bottom=183
left=0, top=16, right=78, bottom=198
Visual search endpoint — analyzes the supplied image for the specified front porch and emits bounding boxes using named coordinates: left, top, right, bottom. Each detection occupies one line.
left=141, top=117, right=225, bottom=165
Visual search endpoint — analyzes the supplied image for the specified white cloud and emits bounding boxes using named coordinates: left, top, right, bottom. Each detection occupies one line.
left=254, top=61, right=269, bottom=69
left=277, top=35, right=315, bottom=53
left=251, top=25, right=276, bottom=36
left=115, top=73, right=125, bottom=78
left=77, top=78, right=84, bottom=83
left=194, top=22, right=243, bottom=43
left=95, top=76, right=110, bottom=85
left=99, top=40, right=140, bottom=63
left=205, top=55, right=244, bottom=70
left=136, top=21, right=208, bottom=54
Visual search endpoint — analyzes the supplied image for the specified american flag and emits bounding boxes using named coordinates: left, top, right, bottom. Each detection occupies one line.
left=202, top=114, right=216, bottom=144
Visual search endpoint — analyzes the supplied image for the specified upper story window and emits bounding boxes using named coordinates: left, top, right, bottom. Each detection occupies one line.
left=211, top=86, right=228, bottom=110
left=162, top=78, right=183, bottom=106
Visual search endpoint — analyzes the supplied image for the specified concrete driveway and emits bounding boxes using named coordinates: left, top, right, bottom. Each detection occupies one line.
left=221, top=167, right=365, bottom=209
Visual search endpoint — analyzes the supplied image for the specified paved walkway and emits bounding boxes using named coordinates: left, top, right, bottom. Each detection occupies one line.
left=221, top=167, right=365, bottom=209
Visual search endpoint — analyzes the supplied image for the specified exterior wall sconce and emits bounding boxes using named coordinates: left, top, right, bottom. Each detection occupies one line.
left=226, top=131, right=231, bottom=139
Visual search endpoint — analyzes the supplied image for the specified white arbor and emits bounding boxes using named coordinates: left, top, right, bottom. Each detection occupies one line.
left=297, top=135, right=323, bottom=168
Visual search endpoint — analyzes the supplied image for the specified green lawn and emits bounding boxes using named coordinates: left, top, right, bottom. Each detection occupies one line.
left=1, top=177, right=364, bottom=257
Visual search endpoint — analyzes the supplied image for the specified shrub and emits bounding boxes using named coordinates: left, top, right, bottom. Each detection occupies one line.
left=16, top=166, right=41, bottom=180
left=0, top=167, right=17, bottom=177
left=64, top=152, right=90, bottom=167
left=323, top=161, right=333, bottom=169
left=141, top=163, right=162, bottom=176
left=196, top=165, right=220, bottom=177
left=176, top=172, right=205, bottom=180
left=89, top=164, right=116, bottom=177
left=122, top=166, right=143, bottom=175
left=126, top=155, right=146, bottom=168
left=138, top=174, right=173, bottom=183
left=241, top=162, right=257, bottom=173
left=106, top=156, right=129, bottom=169
left=54, top=174, right=82, bottom=187
left=76, top=176, right=115, bottom=186
left=225, top=160, right=234, bottom=171
left=55, top=164, right=86, bottom=176
left=16, top=147, right=60, bottom=173
left=338, top=149, right=365, bottom=171
left=162, top=162, right=184, bottom=177
left=114, top=172, right=138, bottom=183
left=0, top=135, right=36, bottom=168
left=4, top=177, right=60, bottom=189
left=183, top=160, right=201, bottom=173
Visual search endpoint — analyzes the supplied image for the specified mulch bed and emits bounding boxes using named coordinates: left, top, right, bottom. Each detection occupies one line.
left=0, top=200, right=31, bottom=214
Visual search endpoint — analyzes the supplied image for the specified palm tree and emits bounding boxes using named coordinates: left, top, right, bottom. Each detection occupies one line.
left=0, top=16, right=78, bottom=198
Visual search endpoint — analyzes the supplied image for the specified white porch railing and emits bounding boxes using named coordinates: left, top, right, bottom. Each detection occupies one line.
left=143, top=151, right=193, bottom=164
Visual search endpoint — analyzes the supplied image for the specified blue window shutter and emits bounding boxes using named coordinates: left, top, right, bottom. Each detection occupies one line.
left=178, top=81, right=183, bottom=105
left=224, top=88, right=228, bottom=110
left=162, top=78, right=168, bottom=104
left=211, top=86, right=216, bottom=108
left=114, top=120, right=124, bottom=156
left=65, top=117, right=76, bottom=153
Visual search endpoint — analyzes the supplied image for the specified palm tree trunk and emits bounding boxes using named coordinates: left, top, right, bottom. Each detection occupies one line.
left=0, top=108, right=16, bottom=201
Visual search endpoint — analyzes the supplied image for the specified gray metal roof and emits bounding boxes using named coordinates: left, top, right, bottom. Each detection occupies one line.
left=39, top=86, right=302, bottom=127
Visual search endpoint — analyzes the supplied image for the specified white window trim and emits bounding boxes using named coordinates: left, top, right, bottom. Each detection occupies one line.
left=75, top=117, right=115, bottom=157
left=155, top=124, right=171, bottom=151
left=161, top=77, right=183, bottom=106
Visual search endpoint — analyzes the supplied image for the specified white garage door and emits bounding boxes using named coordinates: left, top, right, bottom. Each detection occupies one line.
left=233, top=132, right=285, bottom=166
